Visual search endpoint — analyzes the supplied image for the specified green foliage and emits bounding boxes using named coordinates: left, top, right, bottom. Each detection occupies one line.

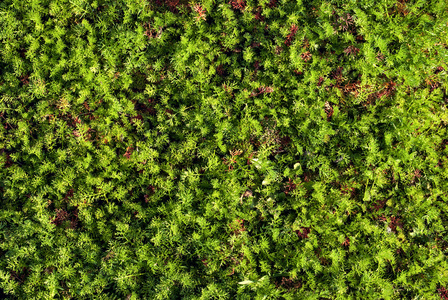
left=1, top=0, right=448, bottom=298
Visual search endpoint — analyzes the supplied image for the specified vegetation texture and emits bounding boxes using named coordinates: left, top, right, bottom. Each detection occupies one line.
left=1, top=0, right=448, bottom=299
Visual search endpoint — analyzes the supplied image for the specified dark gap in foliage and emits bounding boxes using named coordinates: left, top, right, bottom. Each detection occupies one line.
left=0, top=288, right=10, bottom=299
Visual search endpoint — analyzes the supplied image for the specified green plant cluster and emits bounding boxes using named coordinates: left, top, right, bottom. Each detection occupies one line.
left=1, top=0, right=448, bottom=299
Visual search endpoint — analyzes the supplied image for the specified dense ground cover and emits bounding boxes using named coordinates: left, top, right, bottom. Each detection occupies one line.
left=1, top=0, right=448, bottom=299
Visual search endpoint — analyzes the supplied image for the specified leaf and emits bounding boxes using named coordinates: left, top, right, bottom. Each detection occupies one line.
left=262, top=178, right=271, bottom=185
left=251, top=158, right=262, bottom=169
left=238, top=280, right=254, bottom=285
